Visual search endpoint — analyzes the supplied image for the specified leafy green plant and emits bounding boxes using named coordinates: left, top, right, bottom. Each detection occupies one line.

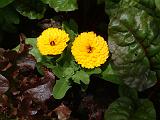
left=16, top=21, right=104, bottom=99
left=104, top=84, right=156, bottom=120
left=100, top=0, right=160, bottom=91
left=0, top=0, right=78, bottom=32
left=104, top=97, right=156, bottom=120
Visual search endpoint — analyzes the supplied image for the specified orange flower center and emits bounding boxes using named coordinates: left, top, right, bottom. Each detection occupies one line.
left=50, top=41, right=55, bottom=46
left=86, top=46, right=94, bottom=53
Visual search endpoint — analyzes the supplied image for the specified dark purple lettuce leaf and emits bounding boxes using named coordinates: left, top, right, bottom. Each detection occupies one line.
left=0, top=74, right=9, bottom=95
left=24, top=71, right=55, bottom=102
left=0, top=35, right=58, bottom=119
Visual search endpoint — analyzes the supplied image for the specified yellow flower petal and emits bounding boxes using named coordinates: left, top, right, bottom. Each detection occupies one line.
left=71, top=32, right=109, bottom=69
left=37, top=28, right=69, bottom=55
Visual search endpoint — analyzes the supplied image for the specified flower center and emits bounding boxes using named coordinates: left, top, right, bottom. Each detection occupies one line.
left=50, top=41, right=55, bottom=46
left=86, top=46, right=94, bottom=53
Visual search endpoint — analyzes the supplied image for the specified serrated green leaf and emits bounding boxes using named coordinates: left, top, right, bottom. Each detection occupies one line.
left=63, top=67, right=75, bottom=79
left=104, top=97, right=156, bottom=120
left=15, top=0, right=46, bottom=19
left=0, top=0, right=14, bottom=8
left=53, top=78, right=71, bottom=99
left=51, top=64, right=75, bottom=80
left=42, top=0, right=78, bottom=12
left=72, top=70, right=90, bottom=84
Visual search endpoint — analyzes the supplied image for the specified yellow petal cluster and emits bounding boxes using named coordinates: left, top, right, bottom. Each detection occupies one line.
left=37, top=28, right=69, bottom=55
left=71, top=32, right=109, bottom=69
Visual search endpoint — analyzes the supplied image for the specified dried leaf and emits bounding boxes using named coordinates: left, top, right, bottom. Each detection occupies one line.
left=54, top=103, right=71, bottom=120
left=0, top=74, right=9, bottom=95
left=17, top=55, right=36, bottom=72
left=24, top=71, right=55, bottom=102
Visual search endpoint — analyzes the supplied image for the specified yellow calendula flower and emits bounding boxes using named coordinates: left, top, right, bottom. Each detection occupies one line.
left=37, top=28, right=69, bottom=55
left=71, top=32, right=109, bottom=69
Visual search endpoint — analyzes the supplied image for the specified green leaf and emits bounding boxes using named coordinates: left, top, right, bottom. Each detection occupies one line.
left=101, top=64, right=122, bottom=84
left=41, top=0, right=78, bottom=12
left=51, top=49, right=79, bottom=80
left=51, top=55, right=78, bottom=79
left=104, top=97, right=156, bottom=120
left=108, top=4, right=158, bottom=91
left=14, top=38, right=44, bottom=62
left=53, top=78, right=71, bottom=99
left=155, top=0, right=160, bottom=11
left=15, top=0, right=46, bottom=19
left=52, top=64, right=75, bottom=79
left=62, top=19, right=78, bottom=41
left=104, top=0, right=121, bottom=17
left=0, top=0, right=14, bottom=8
left=36, top=62, right=45, bottom=75
left=0, top=7, right=19, bottom=32
left=25, top=38, right=43, bottom=62
left=85, top=68, right=102, bottom=75
left=137, top=0, right=160, bottom=17
left=119, top=84, right=138, bottom=100
left=72, top=70, right=90, bottom=84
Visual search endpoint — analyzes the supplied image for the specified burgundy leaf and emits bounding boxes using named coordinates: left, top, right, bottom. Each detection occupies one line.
left=24, top=81, right=52, bottom=102
left=0, top=94, right=8, bottom=113
left=17, top=55, right=36, bottom=72
left=0, top=74, right=9, bottom=95
left=3, top=50, right=17, bottom=63
left=54, top=103, right=71, bottom=120
left=0, top=48, right=10, bottom=71
left=24, top=71, right=55, bottom=102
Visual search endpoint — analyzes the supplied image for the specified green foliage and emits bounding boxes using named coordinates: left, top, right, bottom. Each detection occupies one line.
left=118, top=84, right=138, bottom=100
left=62, top=19, right=78, bottom=41
left=0, top=0, right=14, bottom=8
left=41, top=0, right=78, bottom=12
left=0, top=0, right=78, bottom=33
left=105, top=85, right=156, bottom=120
left=72, top=70, right=90, bottom=84
left=155, top=0, right=160, bottom=11
left=104, top=97, right=156, bottom=120
left=14, top=38, right=43, bottom=62
left=0, top=6, right=19, bottom=32
left=25, top=38, right=43, bottom=62
left=137, top=0, right=160, bottom=17
left=22, top=20, right=103, bottom=99
left=15, top=0, right=46, bottom=19
left=101, top=64, right=122, bottom=84
left=104, top=0, right=160, bottom=91
left=52, top=78, right=71, bottom=99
